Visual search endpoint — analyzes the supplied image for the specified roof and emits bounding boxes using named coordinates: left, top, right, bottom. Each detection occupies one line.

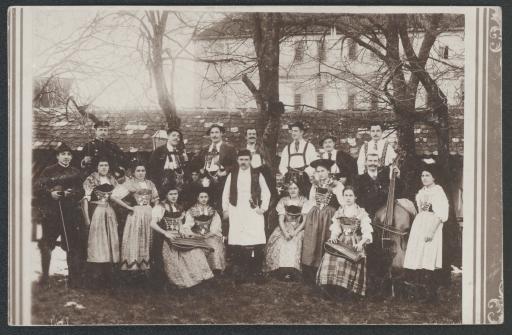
left=32, top=106, right=464, bottom=157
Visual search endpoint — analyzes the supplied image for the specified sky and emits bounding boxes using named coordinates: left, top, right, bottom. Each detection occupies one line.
left=32, top=8, right=220, bottom=110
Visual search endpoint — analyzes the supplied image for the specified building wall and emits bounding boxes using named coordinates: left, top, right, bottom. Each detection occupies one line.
left=194, top=29, right=465, bottom=111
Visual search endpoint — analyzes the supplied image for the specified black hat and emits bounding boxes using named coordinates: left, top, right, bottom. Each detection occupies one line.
left=288, top=121, right=306, bottom=131
left=93, top=120, right=110, bottom=129
left=320, top=135, right=337, bottom=146
left=55, top=142, right=72, bottom=154
left=310, top=158, right=334, bottom=170
left=237, top=149, right=252, bottom=157
left=206, top=124, right=225, bottom=135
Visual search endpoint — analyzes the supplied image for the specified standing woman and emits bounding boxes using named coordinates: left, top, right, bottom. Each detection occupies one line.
left=403, top=164, right=449, bottom=302
left=111, top=161, right=159, bottom=278
left=301, top=159, right=344, bottom=284
left=150, top=187, right=214, bottom=289
left=183, top=188, right=226, bottom=274
left=81, top=157, right=120, bottom=289
left=316, top=186, right=373, bottom=297
left=263, top=179, right=311, bottom=281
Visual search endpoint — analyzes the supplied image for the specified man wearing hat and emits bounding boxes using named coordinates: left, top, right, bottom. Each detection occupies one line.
left=36, top=142, right=86, bottom=287
left=357, top=122, right=397, bottom=175
left=222, top=149, right=271, bottom=284
left=278, top=121, right=318, bottom=197
left=194, top=124, right=237, bottom=211
left=80, top=120, right=128, bottom=178
left=148, top=127, right=189, bottom=196
left=319, top=135, right=357, bottom=186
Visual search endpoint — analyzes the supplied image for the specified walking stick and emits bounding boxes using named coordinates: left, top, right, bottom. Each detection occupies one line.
left=57, top=200, right=71, bottom=288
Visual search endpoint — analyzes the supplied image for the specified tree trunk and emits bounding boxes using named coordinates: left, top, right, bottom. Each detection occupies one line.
left=149, top=11, right=181, bottom=129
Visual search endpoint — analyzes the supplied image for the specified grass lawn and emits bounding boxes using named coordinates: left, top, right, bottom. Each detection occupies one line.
left=32, top=272, right=462, bottom=325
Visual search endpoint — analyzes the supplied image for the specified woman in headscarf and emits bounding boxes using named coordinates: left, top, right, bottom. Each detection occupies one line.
left=82, top=157, right=120, bottom=289
left=150, top=186, right=214, bottom=289
left=111, top=161, right=159, bottom=278
left=316, top=186, right=373, bottom=298
left=403, top=163, right=449, bottom=303
left=301, top=159, right=344, bottom=284
left=263, top=178, right=311, bottom=281
left=183, top=187, right=226, bottom=274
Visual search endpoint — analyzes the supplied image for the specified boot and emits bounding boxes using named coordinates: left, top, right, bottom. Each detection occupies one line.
left=39, top=245, right=52, bottom=286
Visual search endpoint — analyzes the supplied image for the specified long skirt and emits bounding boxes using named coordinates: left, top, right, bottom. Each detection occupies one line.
left=88, top=204, right=120, bottom=263
left=204, top=235, right=226, bottom=271
left=316, top=253, right=367, bottom=296
left=162, top=240, right=214, bottom=288
left=263, top=222, right=303, bottom=272
left=301, top=205, right=337, bottom=268
left=403, top=212, right=443, bottom=271
left=120, top=205, right=153, bottom=271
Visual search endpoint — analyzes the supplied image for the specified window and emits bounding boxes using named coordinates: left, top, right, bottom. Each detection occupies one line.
left=318, top=40, right=326, bottom=62
left=347, top=93, right=356, bottom=110
left=294, top=40, right=305, bottom=62
left=348, top=38, right=357, bottom=60
left=316, top=93, right=324, bottom=110
left=294, top=94, right=302, bottom=110
left=443, top=46, right=449, bottom=59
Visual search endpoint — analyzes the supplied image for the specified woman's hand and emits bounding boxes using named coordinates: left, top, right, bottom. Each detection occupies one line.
left=328, top=236, right=338, bottom=244
left=424, top=231, right=435, bottom=242
left=164, top=231, right=176, bottom=241
left=355, top=241, right=365, bottom=252
left=254, top=208, right=265, bottom=215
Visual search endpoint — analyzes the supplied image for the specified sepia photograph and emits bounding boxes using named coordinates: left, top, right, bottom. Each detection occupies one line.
left=7, top=5, right=502, bottom=325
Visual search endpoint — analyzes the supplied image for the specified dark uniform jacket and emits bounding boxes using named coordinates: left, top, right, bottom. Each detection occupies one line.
left=81, top=139, right=128, bottom=176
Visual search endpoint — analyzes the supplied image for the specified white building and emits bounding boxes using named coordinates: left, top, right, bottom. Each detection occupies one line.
left=193, top=17, right=464, bottom=111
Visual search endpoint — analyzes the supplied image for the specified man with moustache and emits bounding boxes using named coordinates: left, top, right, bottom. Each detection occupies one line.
left=357, top=122, right=397, bottom=175
left=36, top=142, right=85, bottom=287
left=195, top=124, right=237, bottom=211
left=81, top=120, right=128, bottom=179
left=222, top=149, right=271, bottom=284
left=148, top=127, right=189, bottom=197
left=278, top=121, right=318, bottom=197
left=318, top=135, right=357, bottom=186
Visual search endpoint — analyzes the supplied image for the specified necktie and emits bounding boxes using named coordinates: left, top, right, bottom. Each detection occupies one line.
left=294, top=140, right=300, bottom=152
left=328, top=152, right=332, bottom=160
left=373, top=141, right=378, bottom=151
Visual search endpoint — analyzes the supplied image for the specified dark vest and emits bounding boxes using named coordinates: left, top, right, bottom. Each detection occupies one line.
left=229, top=167, right=261, bottom=207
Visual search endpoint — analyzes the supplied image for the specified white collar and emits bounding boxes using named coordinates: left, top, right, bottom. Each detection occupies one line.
left=58, top=162, right=70, bottom=168
left=210, top=141, right=222, bottom=151
left=367, top=169, right=378, bottom=179
left=166, top=142, right=176, bottom=152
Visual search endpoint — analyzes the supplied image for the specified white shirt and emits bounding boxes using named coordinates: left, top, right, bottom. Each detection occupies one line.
left=279, top=138, right=318, bottom=176
left=247, top=143, right=263, bottom=169
left=320, top=149, right=340, bottom=174
left=222, top=168, right=271, bottom=245
left=357, top=139, right=397, bottom=174
left=163, top=143, right=179, bottom=170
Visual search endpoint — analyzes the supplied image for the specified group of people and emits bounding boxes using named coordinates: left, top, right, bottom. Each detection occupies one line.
left=36, top=119, right=450, bottom=303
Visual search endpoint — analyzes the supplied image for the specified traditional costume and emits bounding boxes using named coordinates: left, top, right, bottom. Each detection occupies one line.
left=152, top=202, right=214, bottom=288
left=316, top=204, right=373, bottom=296
left=278, top=122, right=318, bottom=197
left=356, top=138, right=397, bottom=175
left=301, top=159, right=344, bottom=282
left=36, top=143, right=85, bottom=286
left=222, top=152, right=271, bottom=282
left=263, top=195, right=310, bottom=273
left=113, top=178, right=159, bottom=271
left=183, top=202, right=225, bottom=272
left=319, top=135, right=358, bottom=185
left=83, top=173, right=119, bottom=264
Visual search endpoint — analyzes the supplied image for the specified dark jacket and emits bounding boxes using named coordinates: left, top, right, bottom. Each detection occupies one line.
left=81, top=139, right=127, bottom=176
left=148, top=144, right=189, bottom=185
left=335, top=150, right=358, bottom=185
left=195, top=142, right=237, bottom=175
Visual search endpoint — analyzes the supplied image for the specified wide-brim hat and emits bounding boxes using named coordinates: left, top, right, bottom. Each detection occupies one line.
left=206, top=124, right=225, bottom=135
left=310, top=158, right=335, bottom=170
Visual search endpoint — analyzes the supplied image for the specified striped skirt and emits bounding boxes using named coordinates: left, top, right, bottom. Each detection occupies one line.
left=316, top=252, right=367, bottom=296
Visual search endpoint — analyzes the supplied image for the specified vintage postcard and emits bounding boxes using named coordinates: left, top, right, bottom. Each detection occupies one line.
left=8, top=5, right=502, bottom=325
